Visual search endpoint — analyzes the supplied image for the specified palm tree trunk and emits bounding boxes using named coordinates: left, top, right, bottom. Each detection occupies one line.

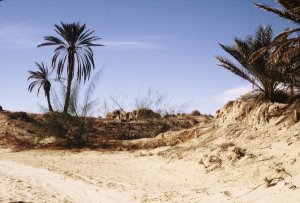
left=63, top=53, right=75, bottom=114
left=46, top=91, right=53, bottom=112
left=264, top=81, right=274, bottom=102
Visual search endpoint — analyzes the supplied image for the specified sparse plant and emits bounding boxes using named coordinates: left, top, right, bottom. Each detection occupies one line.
left=103, top=91, right=129, bottom=114
left=190, top=110, right=201, bottom=116
left=5, top=111, right=32, bottom=123
left=39, top=112, right=69, bottom=138
left=165, top=101, right=190, bottom=115
left=64, top=71, right=101, bottom=146
left=135, top=88, right=168, bottom=114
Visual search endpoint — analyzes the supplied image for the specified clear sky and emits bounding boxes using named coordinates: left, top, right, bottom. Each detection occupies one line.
left=0, top=0, right=293, bottom=115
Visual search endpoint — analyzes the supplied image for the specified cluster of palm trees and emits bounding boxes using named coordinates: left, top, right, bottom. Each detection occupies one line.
left=28, top=22, right=102, bottom=113
left=28, top=1, right=299, bottom=114
left=217, top=0, right=300, bottom=102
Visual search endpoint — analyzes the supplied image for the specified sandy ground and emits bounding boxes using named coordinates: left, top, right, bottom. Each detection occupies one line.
left=1, top=99, right=300, bottom=202
left=0, top=148, right=211, bottom=203
left=0, top=158, right=131, bottom=203
left=0, top=145, right=300, bottom=203
left=0, top=148, right=245, bottom=203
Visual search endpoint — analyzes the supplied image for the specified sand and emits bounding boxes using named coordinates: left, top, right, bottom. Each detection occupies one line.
left=1, top=99, right=300, bottom=202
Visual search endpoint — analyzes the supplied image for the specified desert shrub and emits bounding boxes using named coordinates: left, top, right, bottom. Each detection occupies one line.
left=103, top=91, right=128, bottom=114
left=135, top=108, right=161, bottom=120
left=106, top=109, right=122, bottom=120
left=31, top=112, right=95, bottom=147
left=64, top=116, right=94, bottom=147
left=41, top=112, right=68, bottom=137
left=33, top=71, right=102, bottom=147
left=134, top=88, right=167, bottom=114
left=223, top=100, right=235, bottom=109
left=116, top=119, right=170, bottom=140
left=190, top=110, right=201, bottom=116
left=5, top=111, right=32, bottom=123
left=101, top=87, right=190, bottom=118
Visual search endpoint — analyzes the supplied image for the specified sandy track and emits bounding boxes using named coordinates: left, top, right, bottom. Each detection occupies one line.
left=0, top=160, right=133, bottom=203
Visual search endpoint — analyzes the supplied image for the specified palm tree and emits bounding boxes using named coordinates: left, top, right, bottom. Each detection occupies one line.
left=37, top=22, right=103, bottom=113
left=254, top=0, right=300, bottom=63
left=28, top=62, right=53, bottom=112
left=252, top=1, right=300, bottom=94
left=216, top=25, right=279, bottom=101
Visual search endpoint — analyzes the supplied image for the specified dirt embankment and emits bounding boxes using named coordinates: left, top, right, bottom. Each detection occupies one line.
left=0, top=109, right=212, bottom=150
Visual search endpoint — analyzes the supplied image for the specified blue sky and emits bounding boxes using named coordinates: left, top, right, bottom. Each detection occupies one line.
left=0, top=0, right=293, bottom=115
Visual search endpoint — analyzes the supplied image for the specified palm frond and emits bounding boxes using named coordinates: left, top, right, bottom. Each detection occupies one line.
left=255, top=3, right=300, bottom=24
left=216, top=56, right=253, bottom=82
left=278, top=0, right=300, bottom=16
left=217, top=25, right=280, bottom=100
left=38, top=22, right=103, bottom=82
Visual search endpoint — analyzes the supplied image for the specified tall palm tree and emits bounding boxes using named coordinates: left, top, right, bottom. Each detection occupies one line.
left=28, top=62, right=53, bottom=112
left=38, top=22, right=103, bottom=113
left=216, top=25, right=279, bottom=101
left=254, top=0, right=300, bottom=63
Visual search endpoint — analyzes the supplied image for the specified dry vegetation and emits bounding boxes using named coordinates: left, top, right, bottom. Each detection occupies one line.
left=0, top=108, right=211, bottom=151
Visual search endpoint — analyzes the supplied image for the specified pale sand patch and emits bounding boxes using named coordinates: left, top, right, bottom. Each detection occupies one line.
left=0, top=160, right=134, bottom=203
left=1, top=147, right=299, bottom=202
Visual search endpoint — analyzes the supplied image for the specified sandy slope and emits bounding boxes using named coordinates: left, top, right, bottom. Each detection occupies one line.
left=1, top=99, right=300, bottom=202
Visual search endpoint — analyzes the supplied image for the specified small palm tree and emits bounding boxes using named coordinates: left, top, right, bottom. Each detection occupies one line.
left=28, top=62, right=53, bottom=112
left=216, top=25, right=279, bottom=101
left=37, top=22, right=103, bottom=114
